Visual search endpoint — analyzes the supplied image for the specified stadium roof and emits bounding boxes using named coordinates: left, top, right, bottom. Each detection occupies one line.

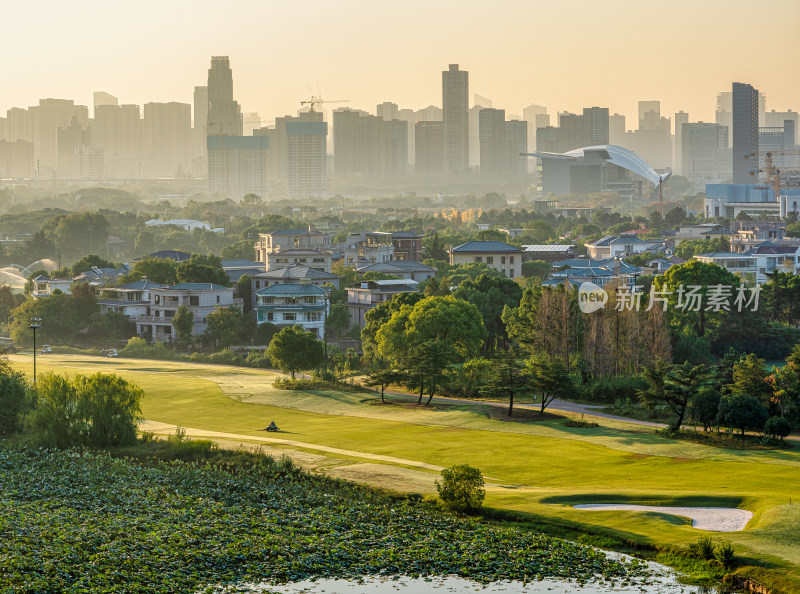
left=524, top=145, right=670, bottom=187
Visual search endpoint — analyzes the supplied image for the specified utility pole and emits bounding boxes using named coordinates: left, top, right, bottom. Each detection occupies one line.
left=323, top=291, right=329, bottom=376
left=28, top=317, right=42, bottom=383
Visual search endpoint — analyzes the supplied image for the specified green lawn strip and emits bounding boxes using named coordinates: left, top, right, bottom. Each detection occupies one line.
left=9, top=354, right=800, bottom=591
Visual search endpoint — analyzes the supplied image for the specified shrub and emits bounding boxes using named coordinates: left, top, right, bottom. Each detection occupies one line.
left=714, top=541, right=736, bottom=570
left=688, top=536, right=716, bottom=560
left=0, top=361, right=30, bottom=435
left=119, top=337, right=181, bottom=360
left=165, top=427, right=219, bottom=460
left=586, top=376, right=647, bottom=403
left=435, top=464, right=485, bottom=514
left=764, top=416, right=792, bottom=441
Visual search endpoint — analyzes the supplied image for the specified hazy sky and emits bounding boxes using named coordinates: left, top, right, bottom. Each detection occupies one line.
left=4, top=0, right=799, bottom=126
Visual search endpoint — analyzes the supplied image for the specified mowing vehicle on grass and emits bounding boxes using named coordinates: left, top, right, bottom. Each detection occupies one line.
left=40, top=345, right=52, bottom=354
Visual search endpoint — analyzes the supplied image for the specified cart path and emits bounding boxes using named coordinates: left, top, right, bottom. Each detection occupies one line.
left=140, top=419, right=448, bottom=473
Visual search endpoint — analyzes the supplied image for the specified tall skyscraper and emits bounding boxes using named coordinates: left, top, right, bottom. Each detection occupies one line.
left=638, top=101, right=660, bottom=129
left=415, top=121, right=444, bottom=175
left=479, top=108, right=505, bottom=175
left=715, top=92, right=732, bottom=139
left=609, top=113, right=626, bottom=145
left=143, top=102, right=192, bottom=177
left=674, top=111, right=689, bottom=175
left=376, top=102, right=400, bottom=121
left=442, top=64, right=469, bottom=174
left=286, top=111, right=327, bottom=198
left=193, top=85, right=209, bottom=176
left=732, top=82, right=759, bottom=184
left=681, top=122, right=729, bottom=183
left=469, top=94, right=492, bottom=168
left=582, top=107, right=609, bottom=146
left=523, top=104, right=548, bottom=156
left=29, top=99, right=89, bottom=177
left=207, top=56, right=242, bottom=137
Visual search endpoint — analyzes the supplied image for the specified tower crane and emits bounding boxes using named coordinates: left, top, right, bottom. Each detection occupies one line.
left=745, top=150, right=800, bottom=217
left=300, top=96, right=350, bottom=113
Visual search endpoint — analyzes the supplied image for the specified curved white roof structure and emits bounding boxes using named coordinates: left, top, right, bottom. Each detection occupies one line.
left=526, top=145, right=670, bottom=187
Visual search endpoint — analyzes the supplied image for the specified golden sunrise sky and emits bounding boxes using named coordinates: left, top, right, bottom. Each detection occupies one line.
left=4, top=0, right=798, bottom=126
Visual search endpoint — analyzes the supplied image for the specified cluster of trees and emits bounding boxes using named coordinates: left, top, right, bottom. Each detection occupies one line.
left=638, top=348, right=799, bottom=439
left=0, top=361, right=142, bottom=449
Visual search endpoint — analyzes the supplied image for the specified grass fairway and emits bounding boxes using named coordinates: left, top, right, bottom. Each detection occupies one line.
left=10, top=353, right=800, bottom=592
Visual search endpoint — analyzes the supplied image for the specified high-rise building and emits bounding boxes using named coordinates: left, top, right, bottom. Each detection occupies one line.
left=523, top=104, right=547, bottom=157
left=5, top=108, right=32, bottom=143
left=207, top=56, right=242, bottom=137
left=469, top=94, right=492, bottom=168
left=442, top=64, right=469, bottom=174
left=193, top=85, right=209, bottom=176
left=93, top=104, right=141, bottom=178
left=333, top=108, right=385, bottom=178
left=505, top=120, right=528, bottom=177
left=765, top=110, right=799, bottom=144
left=242, top=113, right=262, bottom=136
left=609, top=113, right=626, bottom=146
left=681, top=122, right=729, bottom=183
left=383, top=119, right=408, bottom=176
left=93, top=92, right=118, bottom=116
left=582, top=107, right=609, bottom=146
left=674, top=111, right=689, bottom=176
left=715, top=91, right=732, bottom=139
left=143, top=102, right=192, bottom=177
left=732, top=82, right=759, bottom=184
left=57, top=116, right=91, bottom=177
left=479, top=108, right=505, bottom=175
left=638, top=101, right=660, bottom=128
left=759, top=120, right=798, bottom=170
left=376, top=102, right=400, bottom=121
left=286, top=111, right=327, bottom=198
left=415, top=121, right=444, bottom=175
left=207, top=135, right=271, bottom=196
left=29, top=99, right=89, bottom=177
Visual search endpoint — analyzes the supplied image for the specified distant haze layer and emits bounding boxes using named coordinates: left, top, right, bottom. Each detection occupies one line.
left=3, top=0, right=799, bottom=123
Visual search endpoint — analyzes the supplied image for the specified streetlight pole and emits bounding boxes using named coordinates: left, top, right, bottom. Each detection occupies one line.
left=323, top=291, right=329, bottom=377
left=89, top=225, right=94, bottom=254
left=28, top=317, right=42, bottom=383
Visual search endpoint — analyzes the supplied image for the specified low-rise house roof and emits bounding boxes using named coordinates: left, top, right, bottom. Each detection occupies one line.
left=256, top=283, right=327, bottom=296
left=451, top=241, right=521, bottom=253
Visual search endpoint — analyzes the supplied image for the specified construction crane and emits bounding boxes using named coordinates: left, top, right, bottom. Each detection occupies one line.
left=746, top=149, right=800, bottom=197
left=746, top=150, right=800, bottom=217
left=300, top=96, right=350, bottom=113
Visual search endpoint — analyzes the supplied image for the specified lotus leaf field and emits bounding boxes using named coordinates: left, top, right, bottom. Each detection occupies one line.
left=0, top=448, right=649, bottom=593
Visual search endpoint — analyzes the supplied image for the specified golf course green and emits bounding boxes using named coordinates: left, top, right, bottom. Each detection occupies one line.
left=9, top=353, right=800, bottom=592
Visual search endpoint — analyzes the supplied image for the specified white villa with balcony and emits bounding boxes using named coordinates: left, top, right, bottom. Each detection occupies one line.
left=97, top=279, right=166, bottom=317
left=135, top=282, right=240, bottom=342
left=694, top=242, right=800, bottom=285
left=254, top=283, right=328, bottom=338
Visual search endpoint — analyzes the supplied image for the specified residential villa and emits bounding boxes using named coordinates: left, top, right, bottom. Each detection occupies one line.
left=341, top=231, right=394, bottom=265
left=254, top=228, right=333, bottom=273
left=97, top=279, right=166, bottom=317
left=449, top=241, right=522, bottom=278
left=250, top=264, right=340, bottom=310
left=254, top=283, right=328, bottom=338
left=585, top=235, right=669, bottom=259
left=135, top=282, right=241, bottom=342
left=355, top=260, right=437, bottom=282
left=694, top=242, right=800, bottom=285
left=347, top=279, right=419, bottom=329
left=390, top=231, right=425, bottom=262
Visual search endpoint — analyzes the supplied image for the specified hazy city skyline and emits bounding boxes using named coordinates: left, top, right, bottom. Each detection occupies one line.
left=5, top=0, right=798, bottom=125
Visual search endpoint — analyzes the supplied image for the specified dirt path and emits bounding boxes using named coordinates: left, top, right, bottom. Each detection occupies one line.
left=141, top=419, right=446, bottom=472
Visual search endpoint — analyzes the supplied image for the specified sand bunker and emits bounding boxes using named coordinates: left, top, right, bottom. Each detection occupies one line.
left=573, top=504, right=753, bottom=532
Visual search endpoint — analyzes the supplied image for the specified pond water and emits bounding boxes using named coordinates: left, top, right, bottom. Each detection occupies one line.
left=213, top=554, right=722, bottom=594
left=216, top=574, right=711, bottom=593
